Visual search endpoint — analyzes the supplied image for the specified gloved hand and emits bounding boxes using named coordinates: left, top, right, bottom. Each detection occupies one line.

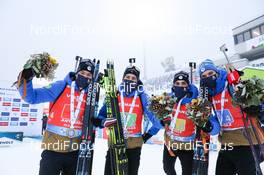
left=91, top=117, right=103, bottom=127
left=227, top=69, right=244, bottom=85
left=142, top=133, right=153, bottom=143
left=160, top=116, right=171, bottom=127
left=102, top=118, right=117, bottom=128
left=242, top=105, right=264, bottom=116
left=200, top=121, right=213, bottom=133
left=21, top=68, right=35, bottom=81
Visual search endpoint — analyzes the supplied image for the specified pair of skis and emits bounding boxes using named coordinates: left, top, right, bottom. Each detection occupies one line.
left=192, top=86, right=210, bottom=175
left=75, top=56, right=102, bottom=175
left=101, top=61, right=128, bottom=175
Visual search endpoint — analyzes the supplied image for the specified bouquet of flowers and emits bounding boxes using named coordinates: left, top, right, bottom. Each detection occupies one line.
left=148, top=92, right=177, bottom=120
left=233, top=76, right=264, bottom=108
left=186, top=98, right=212, bottom=127
left=23, top=52, right=59, bottom=80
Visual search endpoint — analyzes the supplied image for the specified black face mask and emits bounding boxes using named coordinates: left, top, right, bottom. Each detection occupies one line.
left=76, top=74, right=91, bottom=89
left=172, top=86, right=188, bottom=100
left=200, top=75, right=217, bottom=89
left=123, top=79, right=137, bottom=95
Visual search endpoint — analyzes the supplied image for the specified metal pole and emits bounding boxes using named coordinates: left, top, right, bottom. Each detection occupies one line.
left=190, top=65, right=193, bottom=84
left=143, top=40, right=147, bottom=80
left=189, top=62, right=196, bottom=84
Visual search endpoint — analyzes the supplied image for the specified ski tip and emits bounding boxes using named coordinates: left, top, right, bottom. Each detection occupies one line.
left=104, top=69, right=108, bottom=76
left=107, top=61, right=110, bottom=68
left=110, top=61, right=114, bottom=69
left=97, top=72, right=104, bottom=81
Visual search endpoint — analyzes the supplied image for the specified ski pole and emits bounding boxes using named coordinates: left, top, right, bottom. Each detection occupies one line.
left=240, top=111, right=263, bottom=175
left=129, top=58, right=136, bottom=66
left=249, top=117, right=264, bottom=160
left=189, top=62, right=196, bottom=84
left=75, top=56, right=82, bottom=72
left=219, top=44, right=241, bottom=85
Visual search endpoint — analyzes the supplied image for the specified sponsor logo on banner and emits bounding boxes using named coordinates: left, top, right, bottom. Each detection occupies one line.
left=12, top=102, right=20, bottom=108
left=0, top=122, right=8, bottom=126
left=12, top=112, right=19, bottom=117
left=21, top=113, right=28, bottom=117
left=12, top=108, right=20, bottom=112
left=30, top=113, right=37, bottom=118
left=11, top=117, right=19, bottom=121
left=29, top=118, right=37, bottom=122
left=10, top=121, right=18, bottom=126
left=22, top=104, right=29, bottom=108
left=13, top=98, right=21, bottom=102
left=19, top=122, right=28, bottom=126
left=30, top=109, right=38, bottom=113
left=0, top=107, right=10, bottom=112
left=20, top=117, right=28, bottom=122
left=29, top=122, right=35, bottom=126
left=21, top=108, right=29, bottom=112
left=3, top=97, right=11, bottom=102
left=2, top=102, right=11, bottom=106
left=0, top=117, right=9, bottom=121
left=1, top=112, right=10, bottom=116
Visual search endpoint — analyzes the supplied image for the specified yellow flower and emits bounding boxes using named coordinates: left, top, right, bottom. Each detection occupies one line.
left=191, top=99, right=198, bottom=106
left=48, top=55, right=58, bottom=65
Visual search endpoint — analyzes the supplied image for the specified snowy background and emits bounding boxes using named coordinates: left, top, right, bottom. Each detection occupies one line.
left=1, top=0, right=264, bottom=174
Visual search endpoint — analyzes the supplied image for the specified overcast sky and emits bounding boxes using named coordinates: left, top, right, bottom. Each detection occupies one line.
left=0, top=0, right=263, bottom=85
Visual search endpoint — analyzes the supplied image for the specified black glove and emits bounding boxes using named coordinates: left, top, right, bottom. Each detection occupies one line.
left=91, top=117, right=103, bottom=128
left=21, top=68, right=35, bottom=80
left=242, top=105, right=263, bottom=116
left=69, top=72, right=76, bottom=81
left=201, top=121, right=213, bottom=133
left=160, top=116, right=171, bottom=127
left=142, top=133, right=153, bottom=143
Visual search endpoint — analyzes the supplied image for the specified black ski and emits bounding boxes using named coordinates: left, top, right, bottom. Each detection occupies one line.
left=76, top=58, right=102, bottom=175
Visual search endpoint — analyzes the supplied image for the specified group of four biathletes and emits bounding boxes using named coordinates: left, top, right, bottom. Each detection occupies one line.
left=17, top=58, right=264, bottom=175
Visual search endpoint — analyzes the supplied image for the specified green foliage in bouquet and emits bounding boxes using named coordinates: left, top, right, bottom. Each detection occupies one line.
left=233, top=76, right=264, bottom=108
left=186, top=98, right=212, bottom=127
left=24, top=52, right=59, bottom=80
left=149, top=92, right=177, bottom=120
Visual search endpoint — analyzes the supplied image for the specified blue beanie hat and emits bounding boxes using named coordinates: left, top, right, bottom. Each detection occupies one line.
left=198, top=59, right=218, bottom=76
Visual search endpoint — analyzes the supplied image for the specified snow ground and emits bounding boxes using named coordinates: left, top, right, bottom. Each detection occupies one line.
left=0, top=138, right=263, bottom=175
